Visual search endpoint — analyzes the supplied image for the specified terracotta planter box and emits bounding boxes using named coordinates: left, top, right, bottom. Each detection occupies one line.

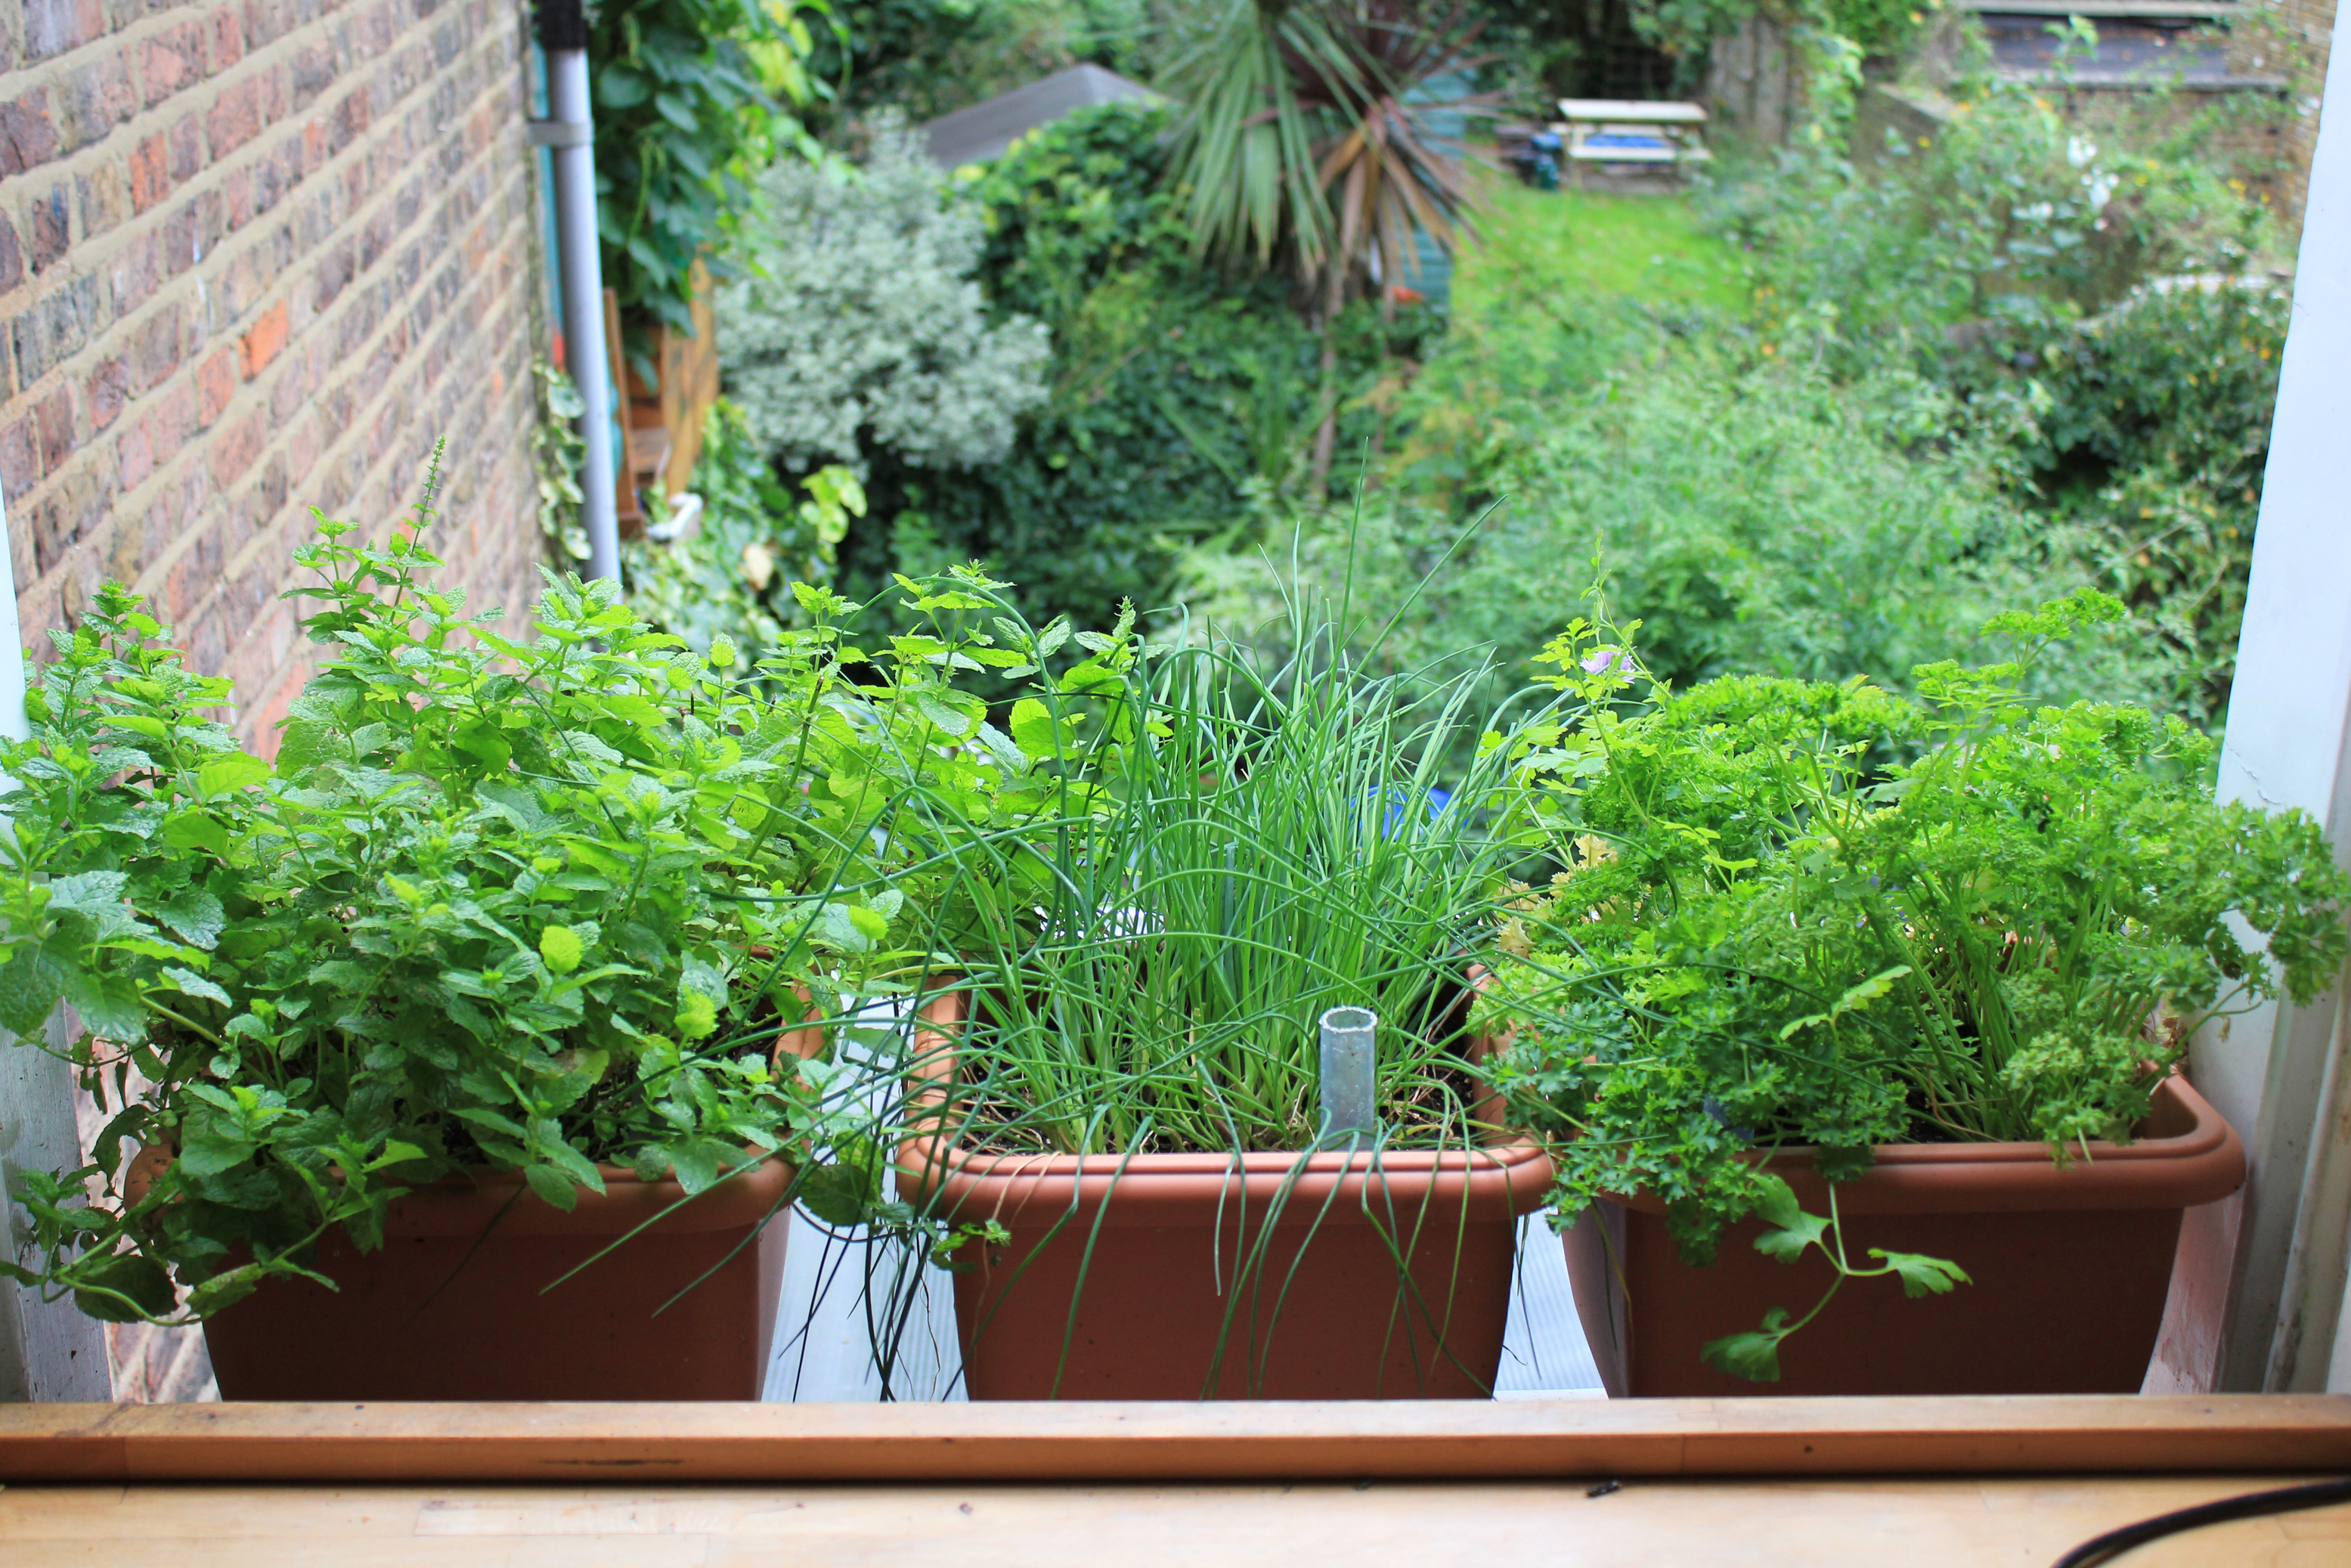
left=1562, top=1074, right=2245, bottom=1397
left=895, top=989, right=1554, bottom=1400
left=191, top=992, right=825, bottom=1402
left=200, top=1155, right=797, bottom=1401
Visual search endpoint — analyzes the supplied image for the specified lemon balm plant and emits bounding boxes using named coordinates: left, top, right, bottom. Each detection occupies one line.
left=0, top=460, right=1076, bottom=1398
left=1481, top=590, right=2349, bottom=1394
left=0, top=519, right=835, bottom=1333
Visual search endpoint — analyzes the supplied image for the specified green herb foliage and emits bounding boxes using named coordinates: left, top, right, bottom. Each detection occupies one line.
left=918, top=597, right=1549, bottom=1156
left=1480, top=590, right=2347, bottom=1365
left=0, top=466, right=1131, bottom=1325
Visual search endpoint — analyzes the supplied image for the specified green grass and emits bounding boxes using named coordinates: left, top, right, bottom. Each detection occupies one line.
left=1454, top=179, right=1750, bottom=327
left=1384, top=179, right=1749, bottom=510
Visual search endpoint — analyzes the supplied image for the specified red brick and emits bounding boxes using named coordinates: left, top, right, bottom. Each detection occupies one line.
left=85, top=355, right=128, bottom=430
left=127, top=134, right=170, bottom=214
left=0, top=0, right=543, bottom=772
left=113, top=412, right=152, bottom=491
left=206, top=76, right=260, bottom=159
left=141, top=23, right=208, bottom=107
left=0, top=414, right=37, bottom=495
left=167, top=114, right=203, bottom=184
left=25, top=185, right=69, bottom=273
left=144, top=380, right=196, bottom=467
left=239, top=300, right=287, bottom=377
left=209, top=407, right=262, bottom=487
left=0, top=91, right=58, bottom=178
left=75, top=160, right=129, bottom=243
left=34, top=386, right=73, bottom=475
left=56, top=52, right=135, bottom=156
left=209, top=6, right=246, bottom=70
left=23, top=0, right=104, bottom=64
left=194, top=346, right=236, bottom=425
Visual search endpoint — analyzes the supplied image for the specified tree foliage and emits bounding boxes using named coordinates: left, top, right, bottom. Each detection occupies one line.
left=590, top=0, right=826, bottom=345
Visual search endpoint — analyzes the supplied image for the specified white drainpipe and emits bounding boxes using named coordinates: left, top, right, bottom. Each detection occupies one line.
left=532, top=0, right=623, bottom=585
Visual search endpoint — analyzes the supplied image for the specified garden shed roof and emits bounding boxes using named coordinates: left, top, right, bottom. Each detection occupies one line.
left=922, top=64, right=1162, bottom=169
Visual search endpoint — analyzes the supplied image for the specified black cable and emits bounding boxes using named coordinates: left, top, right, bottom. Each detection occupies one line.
left=2052, top=1477, right=2351, bottom=1568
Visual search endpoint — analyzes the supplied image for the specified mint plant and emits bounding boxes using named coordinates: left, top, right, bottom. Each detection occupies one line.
left=1481, top=589, right=2349, bottom=1380
left=0, top=457, right=1109, bottom=1327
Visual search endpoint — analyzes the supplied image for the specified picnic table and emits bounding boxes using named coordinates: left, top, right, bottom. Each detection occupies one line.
left=1553, top=99, right=1712, bottom=183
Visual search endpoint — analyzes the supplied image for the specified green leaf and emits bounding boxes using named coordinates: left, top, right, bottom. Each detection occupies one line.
left=666, top=1137, right=720, bottom=1195
left=1750, top=1173, right=1803, bottom=1232
left=159, top=812, right=232, bottom=857
left=674, top=989, right=718, bottom=1040
left=1700, top=1308, right=1790, bottom=1383
left=1869, top=1249, right=1972, bottom=1298
left=196, top=752, right=272, bottom=798
left=184, top=1262, right=269, bottom=1316
left=1752, top=1210, right=1831, bottom=1263
left=1749, top=1176, right=1832, bottom=1264
left=274, top=719, right=345, bottom=779
left=450, top=719, right=513, bottom=770
left=539, top=925, right=584, bottom=975
left=597, top=66, right=650, bottom=107
left=524, top=1163, right=581, bottom=1212
left=798, top=1145, right=882, bottom=1227
left=161, top=966, right=231, bottom=1007
left=913, top=692, right=974, bottom=739
left=1008, top=698, right=1063, bottom=760
left=62, top=968, right=146, bottom=1043
left=0, top=947, right=66, bottom=1037
left=73, top=1253, right=178, bottom=1322
left=158, top=889, right=226, bottom=950
left=177, top=1129, right=256, bottom=1179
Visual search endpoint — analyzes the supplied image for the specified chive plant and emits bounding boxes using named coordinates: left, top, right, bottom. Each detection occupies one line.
left=906, top=611, right=1553, bottom=1160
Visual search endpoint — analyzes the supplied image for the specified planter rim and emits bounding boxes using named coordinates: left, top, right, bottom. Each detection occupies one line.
left=899, top=1135, right=1555, bottom=1229
left=891, top=981, right=1553, bottom=1226
left=369, top=1151, right=798, bottom=1238
left=1599, top=1074, right=2243, bottom=1217
left=130, top=1145, right=798, bottom=1240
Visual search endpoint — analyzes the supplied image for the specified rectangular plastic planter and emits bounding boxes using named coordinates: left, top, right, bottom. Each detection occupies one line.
left=895, top=989, right=1553, bottom=1400
left=1561, top=1074, right=2245, bottom=1397
left=200, top=1155, right=796, bottom=1401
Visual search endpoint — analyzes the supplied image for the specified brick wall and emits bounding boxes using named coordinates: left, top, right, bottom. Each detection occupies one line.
left=0, top=0, right=553, bottom=1402
left=0, top=0, right=549, bottom=749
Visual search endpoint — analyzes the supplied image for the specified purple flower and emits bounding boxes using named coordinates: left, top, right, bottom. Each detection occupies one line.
left=1581, top=649, right=1618, bottom=674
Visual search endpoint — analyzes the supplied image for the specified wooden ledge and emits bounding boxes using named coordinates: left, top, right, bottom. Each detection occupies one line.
left=2, top=1396, right=2345, bottom=1484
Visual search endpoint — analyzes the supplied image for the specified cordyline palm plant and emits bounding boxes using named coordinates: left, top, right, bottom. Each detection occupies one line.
left=1165, top=0, right=1493, bottom=477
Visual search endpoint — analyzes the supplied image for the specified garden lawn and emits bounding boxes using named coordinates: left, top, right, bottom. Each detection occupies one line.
left=1451, top=178, right=1749, bottom=327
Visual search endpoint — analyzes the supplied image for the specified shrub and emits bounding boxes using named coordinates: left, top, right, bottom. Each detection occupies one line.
left=2011, top=283, right=2286, bottom=720
left=1176, top=353, right=2176, bottom=724
left=622, top=398, right=860, bottom=665
left=840, top=101, right=1439, bottom=630
left=1481, top=593, right=2347, bottom=1376
left=589, top=0, right=825, bottom=346
left=721, top=121, right=1053, bottom=474
left=1709, top=81, right=2272, bottom=381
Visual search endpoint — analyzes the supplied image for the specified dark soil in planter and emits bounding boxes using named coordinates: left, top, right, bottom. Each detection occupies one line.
left=1561, top=1074, right=2244, bottom=1396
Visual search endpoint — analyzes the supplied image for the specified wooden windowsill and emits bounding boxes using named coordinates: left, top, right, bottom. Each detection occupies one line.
left=2, top=1396, right=2346, bottom=1484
